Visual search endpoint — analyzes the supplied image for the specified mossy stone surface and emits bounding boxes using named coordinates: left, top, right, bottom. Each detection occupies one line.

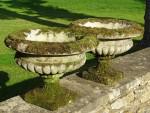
left=70, top=17, right=143, bottom=40
left=22, top=76, right=77, bottom=111
left=82, top=58, right=123, bottom=85
left=5, top=27, right=98, bottom=55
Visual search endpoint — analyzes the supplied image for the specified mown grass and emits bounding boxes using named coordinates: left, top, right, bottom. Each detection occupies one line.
left=0, top=0, right=145, bottom=101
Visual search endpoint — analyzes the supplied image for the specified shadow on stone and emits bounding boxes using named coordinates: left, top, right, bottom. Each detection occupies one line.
left=0, top=76, right=43, bottom=102
left=64, top=56, right=97, bottom=77
left=22, top=79, right=77, bottom=111
left=78, top=58, right=123, bottom=86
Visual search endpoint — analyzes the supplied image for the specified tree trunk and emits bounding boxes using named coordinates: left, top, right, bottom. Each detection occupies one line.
left=143, top=0, right=150, bottom=43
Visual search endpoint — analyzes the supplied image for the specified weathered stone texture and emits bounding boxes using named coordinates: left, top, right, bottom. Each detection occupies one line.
left=0, top=48, right=150, bottom=113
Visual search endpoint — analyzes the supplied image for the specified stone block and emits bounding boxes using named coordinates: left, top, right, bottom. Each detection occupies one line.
left=0, top=48, right=150, bottom=113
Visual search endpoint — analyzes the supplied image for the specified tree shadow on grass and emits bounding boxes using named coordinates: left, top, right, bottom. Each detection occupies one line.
left=7, top=0, right=94, bottom=21
left=0, top=71, right=43, bottom=102
left=134, top=0, right=145, bottom=4
left=0, top=8, right=67, bottom=27
left=0, top=0, right=94, bottom=27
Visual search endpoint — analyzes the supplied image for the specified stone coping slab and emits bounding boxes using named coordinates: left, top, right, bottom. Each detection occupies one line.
left=0, top=47, right=150, bottom=113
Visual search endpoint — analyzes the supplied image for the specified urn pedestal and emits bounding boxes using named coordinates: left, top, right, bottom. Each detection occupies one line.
left=70, top=18, right=143, bottom=85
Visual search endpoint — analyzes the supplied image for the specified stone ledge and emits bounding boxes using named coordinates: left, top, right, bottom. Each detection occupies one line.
left=0, top=48, right=150, bottom=113
left=0, top=96, right=50, bottom=113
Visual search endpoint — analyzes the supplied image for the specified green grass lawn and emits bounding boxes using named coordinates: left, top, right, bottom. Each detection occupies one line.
left=0, top=0, right=145, bottom=100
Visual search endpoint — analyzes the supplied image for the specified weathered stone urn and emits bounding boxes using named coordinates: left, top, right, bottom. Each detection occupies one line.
left=70, top=18, right=143, bottom=85
left=5, top=28, right=97, bottom=110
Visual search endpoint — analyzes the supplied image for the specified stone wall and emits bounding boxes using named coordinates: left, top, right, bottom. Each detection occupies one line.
left=0, top=48, right=150, bottom=113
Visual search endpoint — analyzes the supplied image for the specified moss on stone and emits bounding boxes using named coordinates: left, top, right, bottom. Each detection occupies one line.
left=22, top=76, right=77, bottom=111
left=70, top=17, right=144, bottom=40
left=82, top=58, right=123, bottom=85
left=7, top=27, right=71, bottom=40
left=5, top=28, right=98, bottom=55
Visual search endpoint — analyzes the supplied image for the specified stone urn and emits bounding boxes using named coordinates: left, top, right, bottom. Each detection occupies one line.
left=70, top=18, right=143, bottom=85
left=5, top=28, right=97, bottom=110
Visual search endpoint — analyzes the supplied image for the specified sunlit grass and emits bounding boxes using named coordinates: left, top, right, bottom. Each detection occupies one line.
left=0, top=0, right=145, bottom=87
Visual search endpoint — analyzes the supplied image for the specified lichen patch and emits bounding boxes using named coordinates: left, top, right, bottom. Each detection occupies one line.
left=5, top=28, right=97, bottom=55
left=70, top=18, right=144, bottom=40
left=79, top=22, right=130, bottom=29
left=17, top=43, right=28, bottom=52
left=24, top=29, right=76, bottom=42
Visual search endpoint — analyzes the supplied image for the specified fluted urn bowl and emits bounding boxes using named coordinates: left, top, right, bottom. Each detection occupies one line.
left=5, top=28, right=97, bottom=77
left=70, top=18, right=143, bottom=56
left=70, top=18, right=143, bottom=85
